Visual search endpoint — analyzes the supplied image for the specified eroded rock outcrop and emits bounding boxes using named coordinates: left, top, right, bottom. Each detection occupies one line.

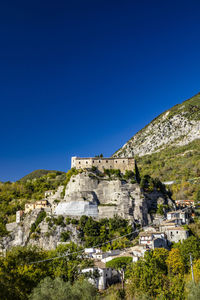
left=55, top=171, right=174, bottom=224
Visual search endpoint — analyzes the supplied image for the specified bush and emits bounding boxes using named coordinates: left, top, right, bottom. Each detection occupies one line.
left=29, top=277, right=97, bottom=300
left=60, top=231, right=70, bottom=242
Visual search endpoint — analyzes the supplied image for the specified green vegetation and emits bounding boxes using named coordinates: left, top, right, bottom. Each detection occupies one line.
left=60, top=231, right=70, bottom=242
left=136, top=139, right=200, bottom=200
left=1, top=236, right=200, bottom=299
left=168, top=92, right=200, bottom=121
left=20, top=170, right=65, bottom=182
left=29, top=277, right=97, bottom=300
left=30, top=211, right=47, bottom=233
left=106, top=257, right=133, bottom=289
left=61, top=168, right=82, bottom=198
left=0, top=172, right=67, bottom=237
left=0, top=243, right=93, bottom=300
left=77, top=216, right=133, bottom=249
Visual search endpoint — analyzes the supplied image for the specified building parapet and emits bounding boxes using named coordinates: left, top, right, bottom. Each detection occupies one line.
left=71, top=156, right=135, bottom=173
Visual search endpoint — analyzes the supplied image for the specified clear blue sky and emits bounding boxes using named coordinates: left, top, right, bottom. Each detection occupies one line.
left=0, top=0, right=200, bottom=181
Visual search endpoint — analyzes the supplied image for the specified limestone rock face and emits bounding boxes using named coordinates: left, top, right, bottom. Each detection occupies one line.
left=113, top=93, right=200, bottom=157
left=55, top=172, right=174, bottom=224
left=2, top=209, right=80, bottom=251
left=114, top=113, right=200, bottom=157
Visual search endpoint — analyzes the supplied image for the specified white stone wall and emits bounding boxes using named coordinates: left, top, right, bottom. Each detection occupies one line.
left=55, top=201, right=98, bottom=217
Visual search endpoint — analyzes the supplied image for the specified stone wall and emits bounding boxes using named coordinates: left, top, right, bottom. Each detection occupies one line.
left=55, top=201, right=98, bottom=217
left=71, top=157, right=135, bottom=173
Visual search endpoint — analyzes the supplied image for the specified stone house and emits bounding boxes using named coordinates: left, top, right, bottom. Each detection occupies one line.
left=92, top=252, right=109, bottom=260
left=175, top=199, right=195, bottom=208
left=82, top=261, right=119, bottom=290
left=159, top=219, right=182, bottom=232
left=131, top=245, right=148, bottom=262
left=34, top=200, right=49, bottom=209
left=139, top=231, right=168, bottom=250
left=165, top=227, right=189, bottom=243
left=166, top=210, right=190, bottom=224
left=25, top=203, right=35, bottom=213
left=25, top=200, right=49, bottom=213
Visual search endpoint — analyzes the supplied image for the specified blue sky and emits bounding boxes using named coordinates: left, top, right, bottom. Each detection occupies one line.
left=0, top=0, right=200, bottom=181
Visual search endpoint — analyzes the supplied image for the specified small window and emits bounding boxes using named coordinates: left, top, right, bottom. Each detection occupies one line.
left=115, top=161, right=117, bottom=163
left=176, top=231, right=178, bottom=234
left=93, top=160, right=94, bottom=163
left=123, top=160, right=125, bottom=163
left=106, top=160, right=108, bottom=163
left=86, top=161, right=88, bottom=164
left=99, top=160, right=101, bottom=163
left=79, top=162, right=81, bottom=164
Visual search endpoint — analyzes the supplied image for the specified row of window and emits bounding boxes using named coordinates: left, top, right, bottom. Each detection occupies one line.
left=78, top=160, right=126, bottom=164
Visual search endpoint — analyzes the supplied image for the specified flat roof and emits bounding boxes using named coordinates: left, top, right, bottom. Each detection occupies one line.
left=73, top=157, right=134, bottom=160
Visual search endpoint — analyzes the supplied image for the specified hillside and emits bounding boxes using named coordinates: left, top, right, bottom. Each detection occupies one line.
left=113, top=93, right=200, bottom=200
left=20, top=169, right=65, bottom=182
left=113, top=92, right=200, bottom=158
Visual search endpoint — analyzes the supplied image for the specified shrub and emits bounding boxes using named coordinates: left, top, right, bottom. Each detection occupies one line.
left=60, top=231, right=70, bottom=242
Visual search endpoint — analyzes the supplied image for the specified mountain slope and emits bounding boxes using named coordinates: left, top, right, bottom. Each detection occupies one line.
left=19, top=169, right=65, bottom=182
left=113, top=93, right=200, bottom=158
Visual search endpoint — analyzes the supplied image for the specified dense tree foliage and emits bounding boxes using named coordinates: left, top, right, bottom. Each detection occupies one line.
left=0, top=243, right=92, bottom=300
left=77, top=215, right=133, bottom=249
left=29, top=277, right=97, bottom=300
left=0, top=172, right=67, bottom=236
left=137, top=139, right=200, bottom=200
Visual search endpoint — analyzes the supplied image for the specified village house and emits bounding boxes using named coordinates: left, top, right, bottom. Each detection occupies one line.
left=159, top=219, right=182, bottom=232
left=175, top=199, right=195, bottom=208
left=25, top=200, right=50, bottom=213
left=92, top=252, right=110, bottom=260
left=24, top=203, right=35, bottom=213
left=166, top=210, right=190, bottom=224
left=131, top=245, right=148, bottom=262
left=139, top=231, right=168, bottom=250
left=165, top=226, right=189, bottom=243
left=82, top=261, right=119, bottom=290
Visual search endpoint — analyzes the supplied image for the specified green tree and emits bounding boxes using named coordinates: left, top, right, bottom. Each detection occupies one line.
left=29, top=277, right=97, bottom=300
left=106, top=257, right=132, bottom=289
left=173, top=236, right=200, bottom=271
left=187, top=281, right=200, bottom=300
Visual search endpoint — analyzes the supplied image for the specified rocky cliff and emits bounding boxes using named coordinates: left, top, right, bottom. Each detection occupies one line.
left=2, top=170, right=175, bottom=251
left=113, top=93, right=200, bottom=158
left=55, top=170, right=174, bottom=223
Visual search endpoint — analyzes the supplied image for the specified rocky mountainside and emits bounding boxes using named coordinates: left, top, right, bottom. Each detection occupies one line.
left=56, top=170, right=174, bottom=224
left=113, top=93, right=200, bottom=158
left=2, top=170, right=175, bottom=251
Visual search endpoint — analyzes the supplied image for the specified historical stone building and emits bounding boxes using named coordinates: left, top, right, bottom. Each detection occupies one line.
left=71, top=156, right=135, bottom=173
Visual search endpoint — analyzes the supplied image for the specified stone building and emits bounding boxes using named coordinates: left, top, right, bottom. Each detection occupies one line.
left=71, top=156, right=135, bottom=173
left=166, top=210, right=190, bottom=224
left=165, top=227, right=189, bottom=243
left=139, top=231, right=168, bottom=249
left=25, top=200, right=49, bottom=213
